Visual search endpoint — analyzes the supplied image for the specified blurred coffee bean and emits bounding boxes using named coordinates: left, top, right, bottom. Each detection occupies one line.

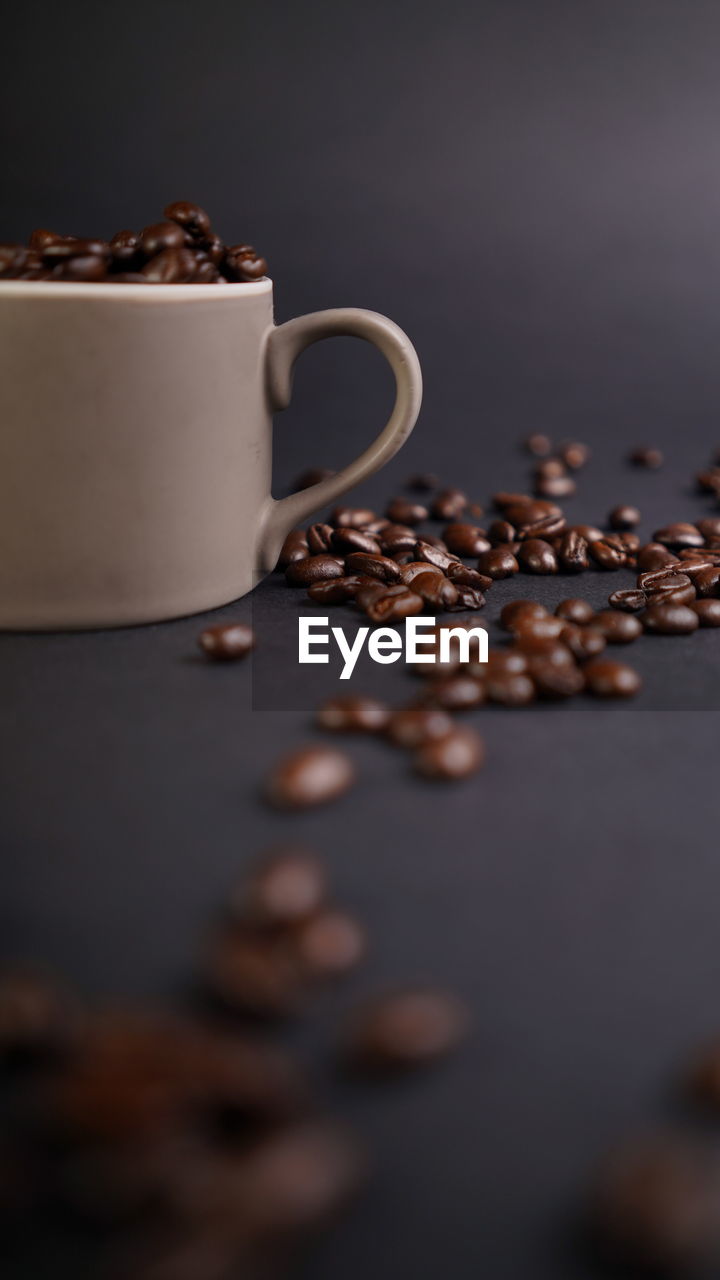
left=223, top=246, right=268, bottom=281
left=407, top=472, right=439, bottom=490
left=285, top=556, right=345, bottom=586
left=692, top=598, right=720, bottom=626
left=485, top=671, right=536, bottom=706
left=697, top=469, right=720, bottom=494
left=559, top=442, right=590, bottom=469
left=237, top=849, right=327, bottom=927
left=517, top=539, right=558, bottom=574
left=531, top=661, right=585, bottom=699
left=0, top=971, right=80, bottom=1063
left=559, top=623, right=607, bottom=661
left=535, top=472, right=576, bottom=498
left=203, top=929, right=301, bottom=1017
left=386, top=708, right=454, bottom=749
left=198, top=624, right=255, bottom=662
left=643, top=602, right=700, bottom=635
left=584, top=659, right=642, bottom=697
left=653, top=522, right=704, bottom=550
left=346, top=989, right=470, bottom=1070
left=141, top=248, right=198, bottom=282
left=608, top=589, right=646, bottom=612
left=477, top=548, right=519, bottom=579
left=417, top=674, right=486, bottom=710
left=42, top=238, right=110, bottom=261
left=694, top=567, right=720, bottom=597
left=307, top=575, right=374, bottom=604
left=524, top=433, right=552, bottom=456
left=629, top=446, right=664, bottom=469
left=431, top=488, right=467, bottom=520
left=385, top=497, right=428, bottom=525
left=636, top=542, right=678, bottom=571
left=511, top=614, right=565, bottom=642
left=555, top=598, right=594, bottom=624
left=698, top=517, right=720, bottom=541
left=316, top=696, right=390, bottom=733
left=500, top=600, right=548, bottom=631
left=592, top=611, right=643, bottom=644
left=488, top=519, right=516, bottom=544
left=265, top=746, right=355, bottom=809
left=608, top=504, right=641, bottom=530
left=109, top=230, right=139, bottom=265
left=291, top=911, right=366, bottom=979
left=138, top=222, right=187, bottom=257
left=330, top=506, right=375, bottom=528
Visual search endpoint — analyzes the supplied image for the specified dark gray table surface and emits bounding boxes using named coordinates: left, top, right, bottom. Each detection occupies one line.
left=2, top=398, right=719, bottom=1279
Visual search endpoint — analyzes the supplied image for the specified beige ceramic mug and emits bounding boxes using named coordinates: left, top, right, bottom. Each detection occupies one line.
left=0, top=278, right=422, bottom=629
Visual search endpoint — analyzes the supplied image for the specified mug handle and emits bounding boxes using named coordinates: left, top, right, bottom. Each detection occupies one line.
left=257, top=308, right=422, bottom=572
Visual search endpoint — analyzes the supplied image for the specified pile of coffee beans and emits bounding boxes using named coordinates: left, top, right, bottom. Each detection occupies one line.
left=0, top=202, right=267, bottom=284
left=0, top=847, right=468, bottom=1278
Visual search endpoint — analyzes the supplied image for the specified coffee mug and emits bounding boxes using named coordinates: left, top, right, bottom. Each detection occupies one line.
left=0, top=278, right=422, bottom=629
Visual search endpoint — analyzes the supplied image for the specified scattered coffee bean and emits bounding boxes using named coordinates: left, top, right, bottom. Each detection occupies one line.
left=417, top=674, right=486, bottom=711
left=476, top=548, right=519, bottom=579
left=285, top=556, right=345, bottom=587
left=559, top=624, right=607, bottom=661
left=524, top=433, right=552, bottom=456
left=306, top=523, right=334, bottom=554
left=690, top=566, right=720, bottom=597
left=557, top=530, right=590, bottom=573
left=485, top=671, right=536, bottom=706
left=237, top=849, right=327, bottom=926
left=531, top=661, right=586, bottom=699
left=535, top=472, right=576, bottom=498
left=555, top=598, right=595, bottom=624
left=516, top=512, right=567, bottom=541
left=488, top=519, right=516, bottom=544
left=500, top=600, right=548, bottom=631
left=653, top=522, right=704, bottom=550
left=592, top=611, right=642, bottom=644
left=361, top=586, right=425, bottom=623
left=517, top=539, right=558, bottom=574
left=386, top=708, right=454, bottom=749
left=589, top=537, right=627, bottom=570
left=413, top=540, right=458, bottom=573
left=291, top=911, right=366, bottom=979
left=316, top=696, right=390, bottom=733
left=643, top=602, right=700, bottom=635
left=443, top=523, right=491, bottom=557
left=629, top=446, right=664, bottom=469
left=407, top=472, right=439, bottom=491
left=608, top=589, right=646, bottom=612
left=330, top=507, right=376, bottom=529
left=265, top=746, right=355, bottom=809
left=346, top=989, right=469, bottom=1071
left=511, top=614, right=566, bottom=642
left=198, top=623, right=255, bottom=662
left=431, top=489, right=467, bottom=520
left=698, top=517, right=720, bottom=541
left=307, top=575, right=374, bottom=605
left=584, top=658, right=642, bottom=698
left=331, top=528, right=381, bottom=555
left=277, top=530, right=309, bottom=568
left=696, top=468, right=720, bottom=494
left=414, top=726, right=485, bottom=778
left=446, top=561, right=492, bottom=590
left=559, top=441, right=590, bottom=470
left=636, top=543, right=678, bottom=571
left=608, top=504, right=641, bottom=530
left=410, top=572, right=459, bottom=610
left=343, top=552, right=402, bottom=583
left=385, top=497, right=428, bottom=525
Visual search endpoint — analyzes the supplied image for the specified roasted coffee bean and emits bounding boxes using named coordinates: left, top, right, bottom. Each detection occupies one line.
left=345, top=551, right=402, bottom=583
left=629, top=446, right=664, bottom=468
left=500, top=497, right=561, bottom=523
left=346, top=988, right=469, bottom=1071
left=608, top=588, right=647, bottom=612
left=531, top=661, right=585, bottom=699
left=592, top=610, right=643, bottom=644
left=410, top=572, right=459, bottom=610
left=265, top=746, right=355, bottom=809
left=589, top=537, right=627, bottom=569
left=291, top=910, right=366, bottom=979
left=694, top=566, right=720, bottom=596
left=677, top=551, right=720, bottom=571
left=386, top=708, right=454, bottom=749
left=54, top=254, right=107, bottom=281
left=488, top=519, right=516, bottom=544
left=29, top=228, right=64, bottom=251
left=354, top=582, right=394, bottom=613
left=643, top=602, right=700, bottom=634
left=570, top=523, right=604, bottom=542
left=584, top=658, right=642, bottom=698
left=330, top=506, right=376, bottom=528
left=512, top=614, right=566, bottom=643
left=430, top=488, right=467, bottom=521
left=642, top=572, right=696, bottom=607
left=616, top=532, right=640, bottom=553
left=414, top=540, right=459, bottom=573
left=385, top=497, right=428, bottom=525
left=500, top=600, right=548, bottom=631
left=361, top=586, right=424, bottom=623
left=306, top=523, right=334, bottom=554
left=691, top=599, right=720, bottom=627
left=446, top=561, right=492, bottom=590
left=42, top=237, right=110, bottom=262
left=555, top=598, right=594, bottom=624
left=306, top=575, right=374, bottom=604
left=421, top=532, right=451, bottom=550
left=224, top=245, right=268, bottom=281
left=380, top=525, right=418, bottom=555
left=476, top=547, right=519, bottom=579
left=285, top=555, right=345, bottom=586
left=449, top=585, right=486, bottom=610
left=516, top=512, right=567, bottom=541
left=138, top=221, right=187, bottom=257
left=559, top=623, right=607, bottom=661
left=484, top=648, right=528, bottom=676
left=291, top=466, right=335, bottom=491
left=485, top=671, right=536, bottom=706
left=316, top=696, right=390, bottom=733
left=141, top=247, right=197, bottom=282
left=698, top=516, right=720, bottom=541
left=407, top=472, right=439, bottom=491
left=330, top=528, right=381, bottom=555
left=696, top=468, right=720, bottom=494
left=559, top=441, right=590, bottom=470
left=653, top=522, right=704, bottom=550
left=235, top=848, right=327, bottom=926
left=443, top=523, right=491, bottom=557
left=109, top=229, right=139, bottom=265
left=519, top=639, right=575, bottom=670
left=203, top=929, right=301, bottom=1016
left=198, top=623, right=255, bottom=661
left=163, top=201, right=213, bottom=240
left=362, top=518, right=391, bottom=536
left=534, top=457, right=567, bottom=481
left=608, top=504, right=641, bottom=530
left=535, top=472, right=576, bottom=498
left=0, top=971, right=80, bottom=1061
left=636, top=542, right=679, bottom=571
left=414, top=727, right=485, bottom=779
left=524, top=433, right=552, bottom=456
left=517, top=539, right=558, bottom=574
left=588, top=1134, right=720, bottom=1270
left=416, top=674, right=486, bottom=710
left=557, top=530, right=590, bottom=573
left=399, top=560, right=445, bottom=585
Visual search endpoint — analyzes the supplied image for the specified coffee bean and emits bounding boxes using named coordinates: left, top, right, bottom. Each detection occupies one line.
left=306, top=523, right=334, bottom=554
left=141, top=247, right=198, bottom=282
left=417, top=674, right=486, bottom=710
left=381, top=524, right=421, bottom=555
left=235, top=849, right=326, bottom=927
left=589, top=1134, right=720, bottom=1270
left=531, top=661, right=585, bottom=699
left=330, top=528, right=381, bottom=555
left=385, top=497, right=428, bottom=525
left=555, top=598, right=594, bottom=624
left=557, top=530, right=590, bottom=573
left=476, top=548, right=519, bottom=579
left=407, top=472, right=439, bottom=490
left=534, top=457, right=567, bottom=481
left=306, top=575, right=374, bottom=604
left=592, top=611, right=643, bottom=644
left=559, top=441, right=590, bottom=470
left=501, top=498, right=562, bottom=525
left=696, top=468, right=720, bottom=494
left=584, top=658, right=642, bottom=697
left=517, top=539, right=558, bottom=574
left=137, top=222, right=187, bottom=258
left=629, top=446, right=664, bottom=468
left=386, top=708, right=454, bottom=749
left=223, top=245, right=268, bottom=281
left=443, top=523, right=491, bottom=557
left=653, top=522, right=704, bottom=550
left=608, top=589, right=646, bottom=612
left=291, top=910, right=366, bottom=979
left=265, top=746, right=355, bottom=809
left=636, top=543, right=678, bottom=571
left=698, top=517, right=720, bottom=541
left=524, top=433, right=552, bottom=456
left=642, top=572, right=696, bottom=607
left=342, top=552, right=400, bottom=584
left=488, top=519, right=516, bottom=544
left=500, top=600, right=548, bottom=631
left=361, top=586, right=424, bottom=623
left=42, top=237, right=110, bottom=262
left=694, top=567, right=720, bottom=596
left=535, top=472, right=576, bottom=498
left=446, top=561, right=492, bottom=590
left=608, top=504, right=641, bottom=530
left=316, top=696, right=390, bottom=733
left=346, top=989, right=469, bottom=1070
left=449, top=585, right=487, bottom=611
left=643, top=602, right=700, bottom=634
left=484, top=648, right=528, bottom=676
left=413, top=540, right=459, bottom=573
left=290, top=467, right=335, bottom=491
left=516, top=512, right=567, bottom=541
left=163, top=201, right=213, bottom=240
left=410, top=572, right=459, bottom=610
left=431, top=488, right=467, bottom=520
left=198, top=623, right=255, bottom=661
left=559, top=623, right=607, bottom=661
left=485, top=671, right=536, bottom=705
left=571, top=523, right=605, bottom=542
left=285, top=555, right=345, bottom=586
left=414, top=727, right=485, bottom=779
left=330, top=506, right=376, bottom=528
left=399, top=560, right=444, bottom=585
left=29, top=228, right=64, bottom=251
left=691, top=598, right=720, bottom=626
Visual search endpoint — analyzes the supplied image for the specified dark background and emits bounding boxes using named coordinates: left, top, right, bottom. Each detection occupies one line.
left=2, top=1, right=720, bottom=1276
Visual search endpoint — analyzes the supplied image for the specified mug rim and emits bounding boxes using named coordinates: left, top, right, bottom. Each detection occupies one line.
left=0, top=277, right=272, bottom=300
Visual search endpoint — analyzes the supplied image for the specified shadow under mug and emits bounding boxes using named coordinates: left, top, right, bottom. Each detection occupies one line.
left=0, top=278, right=422, bottom=630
